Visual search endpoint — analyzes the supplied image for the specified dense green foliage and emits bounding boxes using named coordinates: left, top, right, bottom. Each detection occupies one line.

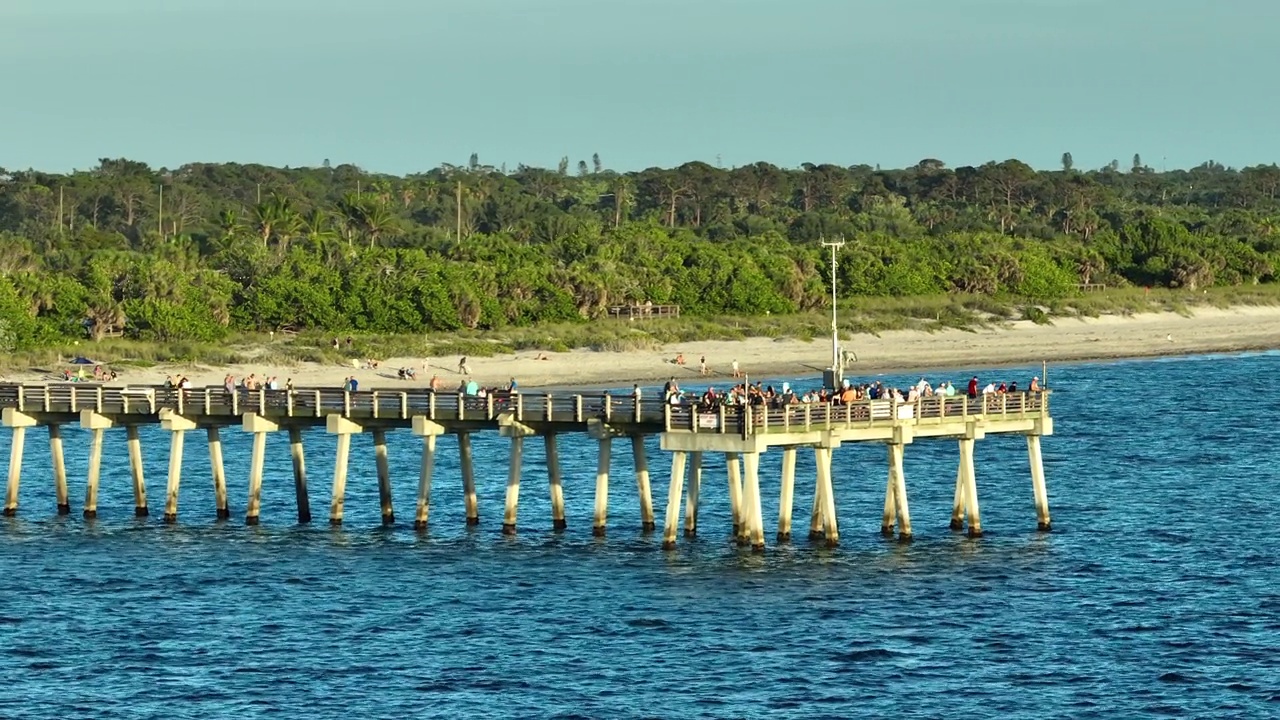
left=0, top=154, right=1277, bottom=350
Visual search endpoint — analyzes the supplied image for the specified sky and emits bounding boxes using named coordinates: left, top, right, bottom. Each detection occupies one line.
left=1, top=0, right=1277, bottom=175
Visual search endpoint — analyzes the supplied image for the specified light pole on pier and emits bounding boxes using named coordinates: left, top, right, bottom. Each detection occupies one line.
left=821, top=237, right=846, bottom=386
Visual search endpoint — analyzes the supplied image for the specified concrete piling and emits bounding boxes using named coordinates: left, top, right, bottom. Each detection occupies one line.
left=243, top=413, right=279, bottom=526
left=809, top=476, right=825, bottom=542
left=632, top=435, right=654, bottom=531
left=48, top=424, right=69, bottom=515
left=1028, top=434, right=1051, bottom=531
left=162, top=429, right=183, bottom=522
left=3, top=426, right=25, bottom=516
left=662, top=451, right=688, bottom=549
left=502, top=435, right=524, bottom=535
left=726, top=451, right=743, bottom=536
left=459, top=432, right=478, bottom=526
left=880, top=470, right=897, bottom=536
left=743, top=451, right=764, bottom=551
left=412, top=418, right=443, bottom=531
left=592, top=438, right=611, bottom=537
left=683, top=451, right=701, bottom=538
left=776, top=447, right=796, bottom=542
left=1, top=410, right=36, bottom=516
left=126, top=426, right=149, bottom=517
left=207, top=427, right=229, bottom=520
left=949, top=462, right=966, bottom=531
left=888, top=442, right=912, bottom=540
left=816, top=447, right=838, bottom=547
left=326, top=415, right=361, bottom=526
left=80, top=411, right=113, bottom=519
left=545, top=433, right=565, bottom=530
left=374, top=429, right=395, bottom=526
left=960, top=437, right=982, bottom=537
left=289, top=427, right=311, bottom=524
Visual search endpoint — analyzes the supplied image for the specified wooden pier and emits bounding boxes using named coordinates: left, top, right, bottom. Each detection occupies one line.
left=0, top=383, right=1053, bottom=548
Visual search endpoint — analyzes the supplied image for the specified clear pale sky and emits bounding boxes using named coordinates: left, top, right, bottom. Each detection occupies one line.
left=2, top=0, right=1276, bottom=174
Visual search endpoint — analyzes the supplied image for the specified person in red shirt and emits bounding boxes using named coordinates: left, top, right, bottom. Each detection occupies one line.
left=967, top=377, right=979, bottom=398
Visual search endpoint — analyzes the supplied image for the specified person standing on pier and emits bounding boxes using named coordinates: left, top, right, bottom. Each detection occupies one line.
left=967, top=376, right=979, bottom=398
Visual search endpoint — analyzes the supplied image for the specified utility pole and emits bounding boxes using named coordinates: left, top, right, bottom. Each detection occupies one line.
left=158, top=183, right=164, bottom=240
left=58, top=186, right=64, bottom=235
left=456, top=180, right=463, bottom=245
left=821, top=237, right=846, bottom=385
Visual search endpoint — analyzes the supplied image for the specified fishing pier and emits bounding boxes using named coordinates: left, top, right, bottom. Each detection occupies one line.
left=0, top=383, right=1053, bottom=548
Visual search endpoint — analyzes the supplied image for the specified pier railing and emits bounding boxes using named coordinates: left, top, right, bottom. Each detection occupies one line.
left=662, top=392, right=1049, bottom=436
left=0, top=384, right=670, bottom=426
left=0, top=383, right=1048, bottom=437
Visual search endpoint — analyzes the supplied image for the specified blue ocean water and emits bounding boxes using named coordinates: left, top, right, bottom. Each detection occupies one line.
left=1, top=352, right=1279, bottom=718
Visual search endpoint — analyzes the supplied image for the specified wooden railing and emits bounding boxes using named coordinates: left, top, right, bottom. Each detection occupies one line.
left=662, top=392, right=1050, bottom=435
left=0, top=384, right=670, bottom=426
left=0, top=383, right=1050, bottom=435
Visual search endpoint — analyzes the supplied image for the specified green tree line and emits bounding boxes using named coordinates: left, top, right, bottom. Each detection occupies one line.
left=0, top=154, right=1277, bottom=350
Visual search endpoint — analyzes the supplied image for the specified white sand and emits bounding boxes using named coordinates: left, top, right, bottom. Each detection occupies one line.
left=9, top=306, right=1279, bottom=390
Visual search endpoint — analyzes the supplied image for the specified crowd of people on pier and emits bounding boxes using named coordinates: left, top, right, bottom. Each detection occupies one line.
left=661, top=374, right=1042, bottom=412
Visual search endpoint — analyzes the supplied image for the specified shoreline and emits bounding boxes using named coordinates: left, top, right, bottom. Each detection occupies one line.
left=5, top=306, right=1278, bottom=391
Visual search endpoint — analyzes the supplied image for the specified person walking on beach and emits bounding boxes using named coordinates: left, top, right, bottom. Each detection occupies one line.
left=458, top=356, right=471, bottom=375
left=731, top=359, right=741, bottom=378
left=699, top=355, right=708, bottom=376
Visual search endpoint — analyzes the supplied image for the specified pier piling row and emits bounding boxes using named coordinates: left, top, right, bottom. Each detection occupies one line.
left=0, top=385, right=1053, bottom=546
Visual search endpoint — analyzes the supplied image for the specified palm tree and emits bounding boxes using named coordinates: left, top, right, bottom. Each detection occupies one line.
left=361, top=201, right=397, bottom=248
left=86, top=301, right=126, bottom=342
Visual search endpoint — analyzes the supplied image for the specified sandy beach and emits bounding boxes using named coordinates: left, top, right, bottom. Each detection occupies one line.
left=8, top=306, right=1279, bottom=390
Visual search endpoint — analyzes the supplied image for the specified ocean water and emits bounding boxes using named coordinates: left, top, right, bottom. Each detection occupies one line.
left=1, top=352, right=1279, bottom=718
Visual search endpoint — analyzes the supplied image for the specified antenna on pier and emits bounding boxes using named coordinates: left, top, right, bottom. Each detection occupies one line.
left=821, top=237, right=846, bottom=389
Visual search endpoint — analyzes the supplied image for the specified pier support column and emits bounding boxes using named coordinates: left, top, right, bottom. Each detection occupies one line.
left=49, top=425, right=69, bottom=515
left=683, top=451, right=701, bottom=538
left=289, top=427, right=311, bottom=524
left=960, top=437, right=982, bottom=537
left=326, top=415, right=362, bottom=526
left=1, top=410, right=36, bottom=516
left=502, top=435, right=524, bottom=535
left=816, top=446, right=838, bottom=547
left=497, top=418, right=538, bottom=535
left=949, top=462, right=967, bottom=531
left=726, top=452, right=743, bottom=537
left=545, top=433, right=565, bottom=530
left=242, top=413, right=280, bottom=526
left=888, top=442, right=912, bottom=541
left=633, top=435, right=654, bottom=532
left=207, top=427, right=230, bottom=520
left=126, top=426, right=149, bottom=517
left=1028, top=435, right=1051, bottom=531
left=459, top=432, right=478, bottom=526
left=593, top=438, right=612, bottom=537
left=412, top=418, right=445, bottom=531
left=373, top=429, right=395, bottom=526
left=743, top=451, right=764, bottom=551
left=160, top=411, right=198, bottom=523
left=777, top=447, right=796, bottom=542
left=79, top=411, right=114, bottom=519
left=809, top=469, right=825, bottom=542
left=880, top=469, right=897, bottom=537
left=662, top=451, right=688, bottom=549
